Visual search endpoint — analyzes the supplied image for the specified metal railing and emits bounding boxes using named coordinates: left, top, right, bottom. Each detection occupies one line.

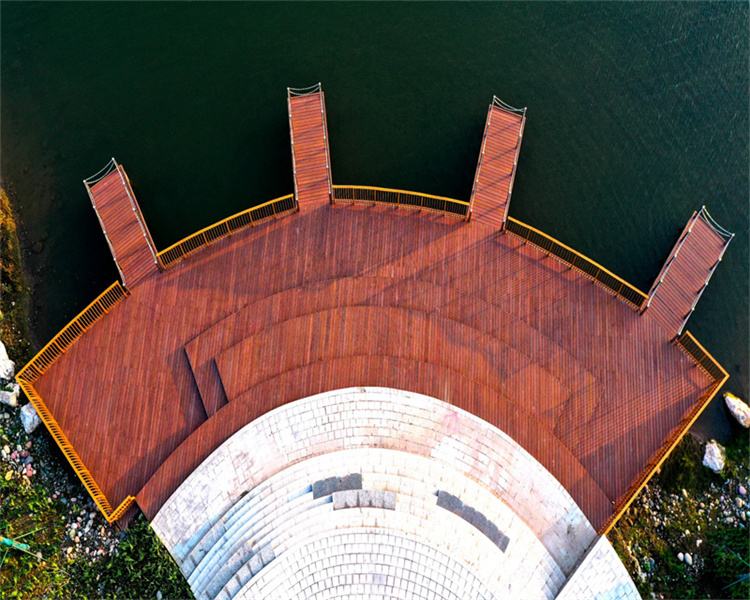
left=288, top=82, right=322, bottom=97
left=675, top=331, right=729, bottom=382
left=15, top=376, right=136, bottom=522
left=157, top=194, right=297, bottom=269
left=15, top=280, right=135, bottom=522
left=16, top=282, right=128, bottom=383
left=505, top=217, right=648, bottom=309
left=332, top=186, right=470, bottom=219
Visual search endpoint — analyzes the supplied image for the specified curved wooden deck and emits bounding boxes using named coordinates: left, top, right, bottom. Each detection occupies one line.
left=20, top=87, right=733, bottom=534
left=31, top=200, right=720, bottom=532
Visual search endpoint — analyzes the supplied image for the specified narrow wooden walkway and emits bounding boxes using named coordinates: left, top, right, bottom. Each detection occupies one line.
left=469, top=97, right=526, bottom=229
left=288, top=84, right=332, bottom=208
left=646, top=207, right=734, bottom=337
left=85, top=160, right=159, bottom=289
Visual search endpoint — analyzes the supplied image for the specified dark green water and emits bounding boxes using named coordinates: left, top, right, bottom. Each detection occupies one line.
left=2, top=2, right=748, bottom=438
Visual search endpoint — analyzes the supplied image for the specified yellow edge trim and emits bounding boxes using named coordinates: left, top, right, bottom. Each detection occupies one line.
left=333, top=185, right=471, bottom=207
left=506, top=216, right=649, bottom=302
left=156, top=194, right=295, bottom=260
left=600, top=364, right=728, bottom=535
left=16, top=282, right=125, bottom=381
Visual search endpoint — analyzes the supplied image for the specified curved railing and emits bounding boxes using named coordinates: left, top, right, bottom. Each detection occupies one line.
left=505, top=217, right=648, bottom=309
left=157, top=194, right=297, bottom=269
left=16, top=282, right=128, bottom=383
left=492, top=96, right=526, bottom=115
left=332, top=185, right=470, bottom=219
left=15, top=281, right=135, bottom=522
left=288, top=82, right=322, bottom=97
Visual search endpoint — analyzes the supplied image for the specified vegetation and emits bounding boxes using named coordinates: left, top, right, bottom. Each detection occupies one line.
left=610, top=430, right=750, bottom=599
left=0, top=185, right=193, bottom=599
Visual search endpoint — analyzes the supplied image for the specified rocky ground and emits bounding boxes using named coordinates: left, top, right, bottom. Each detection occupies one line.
left=610, top=431, right=750, bottom=599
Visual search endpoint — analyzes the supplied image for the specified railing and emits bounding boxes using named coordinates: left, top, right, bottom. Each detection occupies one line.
left=15, top=280, right=134, bottom=522
left=15, top=376, right=136, bottom=522
left=675, top=331, right=729, bottom=382
left=332, top=186, right=470, bottom=219
left=82, top=158, right=117, bottom=187
left=16, top=282, right=128, bottom=383
left=288, top=82, right=322, bottom=97
left=157, top=194, right=297, bottom=269
left=505, top=217, right=648, bottom=309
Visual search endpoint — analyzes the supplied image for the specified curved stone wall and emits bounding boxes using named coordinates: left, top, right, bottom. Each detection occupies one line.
left=152, top=388, right=595, bottom=572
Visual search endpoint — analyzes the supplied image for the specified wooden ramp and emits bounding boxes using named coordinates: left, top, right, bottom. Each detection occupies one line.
left=469, top=97, right=526, bottom=228
left=85, top=160, right=160, bottom=289
left=288, top=83, right=332, bottom=208
left=645, top=207, right=734, bottom=337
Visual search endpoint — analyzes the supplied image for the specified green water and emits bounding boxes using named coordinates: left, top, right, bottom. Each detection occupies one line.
left=1, top=2, right=747, bottom=438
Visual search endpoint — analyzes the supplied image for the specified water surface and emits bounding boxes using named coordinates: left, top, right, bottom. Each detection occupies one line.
left=1, top=2, right=747, bottom=438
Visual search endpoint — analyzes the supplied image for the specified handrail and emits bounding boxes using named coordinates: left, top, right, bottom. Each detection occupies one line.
left=15, top=377, right=136, bottom=522
left=288, top=82, right=322, bottom=97
left=83, top=158, right=117, bottom=186
left=16, top=282, right=128, bottom=383
left=600, top=330, right=728, bottom=535
left=332, top=185, right=470, bottom=219
left=157, top=194, right=297, bottom=269
left=14, top=280, right=134, bottom=522
left=675, top=331, right=729, bottom=381
left=699, top=206, right=735, bottom=240
left=492, top=96, right=526, bottom=115
left=505, top=217, right=648, bottom=309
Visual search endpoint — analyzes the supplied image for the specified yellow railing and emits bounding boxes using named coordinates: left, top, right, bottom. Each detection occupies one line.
left=15, top=280, right=134, bottom=522
left=15, top=376, right=136, bottom=522
left=157, top=194, right=297, bottom=269
left=675, top=331, right=729, bottom=382
left=601, top=330, right=728, bottom=535
left=332, top=185, right=470, bottom=219
left=16, top=282, right=128, bottom=383
left=505, top=217, right=648, bottom=310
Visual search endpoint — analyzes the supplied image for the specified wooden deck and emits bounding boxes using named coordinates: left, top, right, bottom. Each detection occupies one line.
left=30, top=197, right=723, bottom=533
left=469, top=98, right=526, bottom=228
left=288, top=84, right=332, bottom=207
left=645, top=207, right=734, bottom=337
left=22, top=89, right=733, bottom=535
left=85, top=162, right=159, bottom=289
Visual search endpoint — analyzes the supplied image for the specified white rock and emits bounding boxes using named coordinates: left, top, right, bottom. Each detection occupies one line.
left=0, top=360, right=15, bottom=381
left=702, top=440, right=725, bottom=473
left=0, top=382, right=20, bottom=407
left=725, top=392, right=750, bottom=428
left=20, top=403, right=41, bottom=434
left=685, top=552, right=693, bottom=566
left=696, top=539, right=702, bottom=547
left=0, top=341, right=14, bottom=380
left=678, top=552, right=684, bottom=562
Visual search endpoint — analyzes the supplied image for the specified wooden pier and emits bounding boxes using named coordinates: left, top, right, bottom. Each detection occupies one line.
left=84, top=160, right=160, bottom=289
left=645, top=207, right=734, bottom=337
left=469, top=97, right=526, bottom=228
left=288, top=83, right=332, bottom=207
left=17, top=88, right=733, bottom=534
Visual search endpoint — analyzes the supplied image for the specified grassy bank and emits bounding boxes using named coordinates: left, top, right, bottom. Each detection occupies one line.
left=0, top=186, right=192, bottom=598
left=610, top=431, right=750, bottom=599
